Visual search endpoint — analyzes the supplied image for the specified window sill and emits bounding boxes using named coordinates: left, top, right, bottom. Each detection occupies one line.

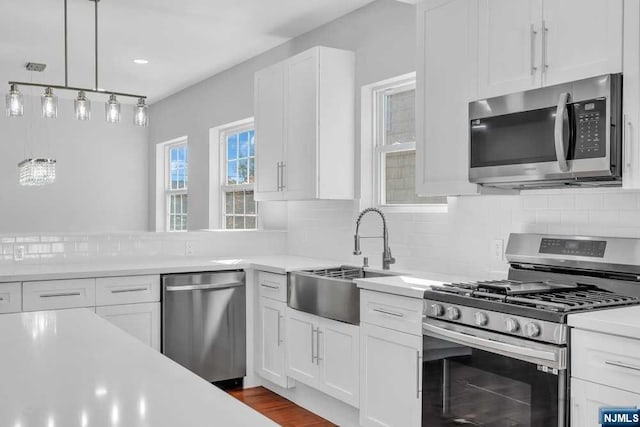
left=378, top=204, right=448, bottom=214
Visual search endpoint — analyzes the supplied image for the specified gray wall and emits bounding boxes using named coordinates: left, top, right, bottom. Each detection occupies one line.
left=0, top=96, right=149, bottom=233
left=148, top=0, right=417, bottom=230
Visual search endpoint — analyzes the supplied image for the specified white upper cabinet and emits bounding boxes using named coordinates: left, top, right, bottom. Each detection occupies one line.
left=416, top=0, right=481, bottom=197
left=478, top=0, right=623, bottom=98
left=543, top=0, right=622, bottom=86
left=478, top=0, right=542, bottom=98
left=254, top=46, right=355, bottom=201
left=623, top=0, right=640, bottom=190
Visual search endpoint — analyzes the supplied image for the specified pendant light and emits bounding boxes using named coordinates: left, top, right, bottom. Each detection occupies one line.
left=105, top=94, right=120, bottom=123
left=19, top=159, right=56, bottom=186
left=5, top=83, right=23, bottom=117
left=41, top=87, right=58, bottom=119
left=74, top=91, right=91, bottom=120
left=134, top=97, right=148, bottom=127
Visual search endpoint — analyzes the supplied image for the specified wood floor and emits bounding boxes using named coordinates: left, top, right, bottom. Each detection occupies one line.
left=228, top=386, right=336, bottom=427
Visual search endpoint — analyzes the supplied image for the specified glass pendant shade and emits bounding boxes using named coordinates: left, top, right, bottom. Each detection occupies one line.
left=41, top=87, right=58, bottom=119
left=105, top=94, right=120, bottom=123
left=6, top=84, right=23, bottom=117
left=18, top=158, right=56, bottom=186
left=74, top=91, right=91, bottom=120
left=133, top=97, right=148, bottom=127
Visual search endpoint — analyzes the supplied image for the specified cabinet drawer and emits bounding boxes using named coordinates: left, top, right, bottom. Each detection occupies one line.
left=96, top=275, right=160, bottom=306
left=0, top=282, right=21, bottom=314
left=572, top=329, right=640, bottom=394
left=361, top=290, right=424, bottom=336
left=258, top=271, right=287, bottom=302
left=23, top=279, right=96, bottom=311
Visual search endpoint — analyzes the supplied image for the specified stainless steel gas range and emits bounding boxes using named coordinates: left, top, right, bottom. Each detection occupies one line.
left=421, top=233, right=640, bottom=427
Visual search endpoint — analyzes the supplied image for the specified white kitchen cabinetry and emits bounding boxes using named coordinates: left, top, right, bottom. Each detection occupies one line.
left=359, top=289, right=424, bottom=427
left=285, top=307, right=360, bottom=407
left=0, top=282, right=21, bottom=314
left=96, top=302, right=160, bottom=350
left=623, top=0, right=640, bottom=190
left=23, top=278, right=96, bottom=311
left=254, top=46, right=355, bottom=201
left=571, top=378, right=640, bottom=427
left=258, top=297, right=292, bottom=388
left=416, top=0, right=480, bottom=197
left=95, top=275, right=160, bottom=306
left=478, top=0, right=622, bottom=98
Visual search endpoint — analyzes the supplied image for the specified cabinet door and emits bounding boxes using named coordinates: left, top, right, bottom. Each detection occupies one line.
left=283, top=49, right=318, bottom=200
left=254, top=62, right=284, bottom=201
left=318, top=318, right=360, bottom=408
left=96, top=302, right=160, bottom=351
left=416, top=0, right=480, bottom=197
left=571, top=378, right=640, bottom=427
left=623, top=0, right=640, bottom=190
left=360, top=323, right=422, bottom=427
left=478, top=0, right=542, bottom=98
left=258, top=297, right=291, bottom=388
left=0, top=282, right=21, bottom=314
left=543, top=0, right=623, bottom=87
left=285, top=308, right=319, bottom=386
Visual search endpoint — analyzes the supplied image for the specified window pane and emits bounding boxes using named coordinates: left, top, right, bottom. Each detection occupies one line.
left=237, top=159, right=249, bottom=184
left=248, top=158, right=255, bottom=183
left=239, top=131, right=249, bottom=158
left=226, top=216, right=234, bottom=229
left=227, top=135, right=238, bottom=161
left=227, top=160, right=238, bottom=184
left=234, top=216, right=245, bottom=229
left=245, top=191, right=256, bottom=215
left=182, top=194, right=188, bottom=214
left=245, top=216, right=256, bottom=229
left=384, top=150, right=445, bottom=205
left=234, top=191, right=244, bottom=214
left=225, top=192, right=233, bottom=214
left=384, top=89, right=416, bottom=145
left=249, top=131, right=255, bottom=157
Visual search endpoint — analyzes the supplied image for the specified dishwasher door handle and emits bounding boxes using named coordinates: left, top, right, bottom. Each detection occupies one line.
left=165, top=282, right=244, bottom=292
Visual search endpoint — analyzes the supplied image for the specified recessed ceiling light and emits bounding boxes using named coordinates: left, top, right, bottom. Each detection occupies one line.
left=133, top=59, right=149, bottom=65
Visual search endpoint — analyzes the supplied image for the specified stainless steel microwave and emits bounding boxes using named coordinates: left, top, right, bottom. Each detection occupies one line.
left=468, top=74, right=622, bottom=189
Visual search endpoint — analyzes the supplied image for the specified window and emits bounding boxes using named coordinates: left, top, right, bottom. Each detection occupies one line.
left=374, top=77, right=447, bottom=207
left=166, top=142, right=188, bottom=231
left=221, top=124, right=257, bottom=229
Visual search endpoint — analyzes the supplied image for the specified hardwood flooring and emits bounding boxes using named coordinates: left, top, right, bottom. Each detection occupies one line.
left=228, top=386, right=336, bottom=427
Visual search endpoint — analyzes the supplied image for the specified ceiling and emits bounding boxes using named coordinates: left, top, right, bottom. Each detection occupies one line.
left=0, top=0, right=376, bottom=103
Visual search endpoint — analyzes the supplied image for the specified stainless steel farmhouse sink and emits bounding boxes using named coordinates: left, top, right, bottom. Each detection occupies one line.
left=288, top=266, right=399, bottom=325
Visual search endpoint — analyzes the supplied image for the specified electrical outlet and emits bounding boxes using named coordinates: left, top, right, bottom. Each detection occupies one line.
left=185, top=241, right=194, bottom=256
left=13, top=245, right=25, bottom=261
left=490, top=239, right=504, bottom=262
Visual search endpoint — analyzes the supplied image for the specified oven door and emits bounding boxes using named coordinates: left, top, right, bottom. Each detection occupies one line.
left=422, top=319, right=567, bottom=427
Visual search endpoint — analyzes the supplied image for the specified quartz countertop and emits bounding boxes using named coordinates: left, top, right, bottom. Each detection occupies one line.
left=355, top=271, right=474, bottom=299
left=568, top=304, right=640, bottom=340
left=0, top=255, right=341, bottom=282
left=0, top=309, right=278, bottom=427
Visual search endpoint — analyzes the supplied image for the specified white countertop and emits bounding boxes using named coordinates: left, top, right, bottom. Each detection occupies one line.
left=568, top=305, right=640, bottom=340
left=0, top=309, right=277, bottom=427
left=355, top=271, right=474, bottom=299
left=0, top=255, right=341, bottom=282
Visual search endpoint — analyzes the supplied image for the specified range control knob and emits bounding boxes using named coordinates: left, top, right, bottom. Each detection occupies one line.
left=505, top=317, right=520, bottom=333
left=430, top=304, right=445, bottom=317
left=474, top=312, right=488, bottom=326
left=446, top=307, right=461, bottom=321
left=525, top=322, right=541, bottom=338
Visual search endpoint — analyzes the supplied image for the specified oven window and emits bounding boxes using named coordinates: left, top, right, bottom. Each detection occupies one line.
left=470, top=106, right=562, bottom=168
left=422, top=337, right=561, bottom=426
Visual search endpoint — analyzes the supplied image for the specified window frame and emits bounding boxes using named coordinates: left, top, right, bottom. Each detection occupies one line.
left=165, top=141, right=188, bottom=232
left=219, top=121, right=258, bottom=230
left=369, top=74, right=447, bottom=213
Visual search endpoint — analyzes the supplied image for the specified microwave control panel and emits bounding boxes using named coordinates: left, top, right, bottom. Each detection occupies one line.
left=573, top=98, right=606, bottom=159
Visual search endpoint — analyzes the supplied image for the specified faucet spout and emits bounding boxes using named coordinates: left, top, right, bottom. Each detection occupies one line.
left=353, top=208, right=395, bottom=270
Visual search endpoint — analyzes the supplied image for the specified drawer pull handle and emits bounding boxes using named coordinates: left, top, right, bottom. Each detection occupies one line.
left=373, top=308, right=404, bottom=318
left=111, top=287, right=148, bottom=294
left=40, top=292, right=82, bottom=298
left=605, top=360, right=640, bottom=372
left=260, top=283, right=279, bottom=290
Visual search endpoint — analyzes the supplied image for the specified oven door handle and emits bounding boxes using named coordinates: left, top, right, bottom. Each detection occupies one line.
left=554, top=92, right=571, bottom=172
left=423, top=322, right=557, bottom=362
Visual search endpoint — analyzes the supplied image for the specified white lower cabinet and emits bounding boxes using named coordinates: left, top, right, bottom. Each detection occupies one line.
left=285, top=308, right=359, bottom=407
left=360, top=322, right=422, bottom=427
left=258, top=296, right=292, bottom=388
left=96, top=302, right=160, bottom=351
left=571, top=378, right=640, bottom=427
left=0, top=282, right=22, bottom=314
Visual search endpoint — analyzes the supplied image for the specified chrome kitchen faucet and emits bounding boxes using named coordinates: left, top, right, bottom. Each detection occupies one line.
left=353, top=208, right=395, bottom=270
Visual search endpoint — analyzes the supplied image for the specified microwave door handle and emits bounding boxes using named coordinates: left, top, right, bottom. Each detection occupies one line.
left=554, top=92, right=571, bottom=172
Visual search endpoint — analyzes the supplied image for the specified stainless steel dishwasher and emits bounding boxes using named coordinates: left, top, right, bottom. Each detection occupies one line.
left=162, top=271, right=246, bottom=383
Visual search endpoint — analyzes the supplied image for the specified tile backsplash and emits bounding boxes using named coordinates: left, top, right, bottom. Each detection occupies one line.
left=286, top=188, right=640, bottom=279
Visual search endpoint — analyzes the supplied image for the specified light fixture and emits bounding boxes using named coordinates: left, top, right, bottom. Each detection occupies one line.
left=105, top=94, right=120, bottom=123
left=18, top=159, right=56, bottom=186
left=75, top=91, right=91, bottom=120
left=5, top=83, right=23, bottom=117
left=41, top=87, right=58, bottom=119
left=134, top=97, right=148, bottom=127
left=133, top=59, right=149, bottom=64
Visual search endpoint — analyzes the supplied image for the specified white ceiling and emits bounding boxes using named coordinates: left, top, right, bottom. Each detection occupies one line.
left=0, top=0, right=376, bottom=103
